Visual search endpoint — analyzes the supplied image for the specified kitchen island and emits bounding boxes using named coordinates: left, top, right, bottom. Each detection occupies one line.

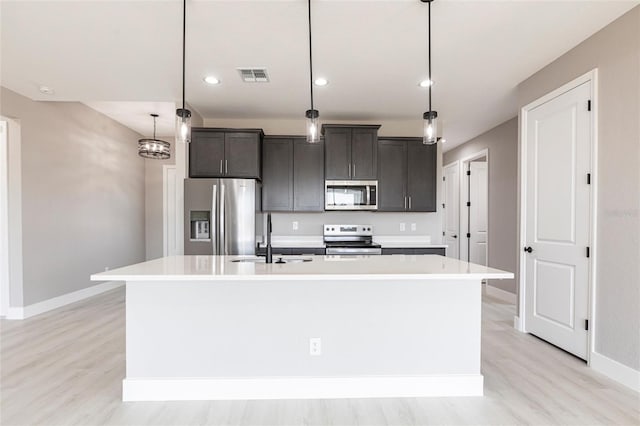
left=91, top=255, right=513, bottom=401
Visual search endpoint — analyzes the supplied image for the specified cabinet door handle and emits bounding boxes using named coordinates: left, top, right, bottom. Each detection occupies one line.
left=225, top=160, right=228, bottom=174
left=409, top=196, right=412, bottom=210
left=219, top=159, right=223, bottom=174
left=353, top=163, right=356, bottom=178
left=404, top=196, right=407, bottom=209
left=348, top=163, right=351, bottom=178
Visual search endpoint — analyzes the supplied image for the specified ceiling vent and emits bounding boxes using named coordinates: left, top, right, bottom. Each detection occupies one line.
left=237, top=68, right=270, bottom=83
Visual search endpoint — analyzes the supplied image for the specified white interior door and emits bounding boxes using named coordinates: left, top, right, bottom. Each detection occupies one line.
left=443, top=163, right=459, bottom=258
left=469, top=161, right=488, bottom=266
left=524, top=81, right=592, bottom=360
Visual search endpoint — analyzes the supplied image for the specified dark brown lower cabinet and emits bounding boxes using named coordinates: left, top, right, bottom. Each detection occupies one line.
left=381, top=248, right=446, bottom=255
left=256, top=247, right=326, bottom=256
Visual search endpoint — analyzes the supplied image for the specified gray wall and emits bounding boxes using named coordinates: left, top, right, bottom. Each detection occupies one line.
left=1, top=87, right=146, bottom=306
left=517, top=6, right=640, bottom=370
left=443, top=118, right=519, bottom=294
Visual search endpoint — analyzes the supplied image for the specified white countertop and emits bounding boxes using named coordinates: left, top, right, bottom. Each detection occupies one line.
left=257, top=236, right=324, bottom=248
left=91, top=255, right=513, bottom=282
left=374, top=236, right=447, bottom=248
left=257, top=235, right=447, bottom=249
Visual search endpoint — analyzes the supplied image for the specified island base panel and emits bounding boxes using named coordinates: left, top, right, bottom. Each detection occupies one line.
left=125, top=278, right=483, bottom=400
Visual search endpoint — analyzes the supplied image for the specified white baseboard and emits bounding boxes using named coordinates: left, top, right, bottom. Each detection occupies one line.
left=484, top=284, right=517, bottom=304
left=513, top=315, right=525, bottom=332
left=590, top=351, right=640, bottom=392
left=123, top=375, right=484, bottom=401
left=5, top=281, right=123, bottom=320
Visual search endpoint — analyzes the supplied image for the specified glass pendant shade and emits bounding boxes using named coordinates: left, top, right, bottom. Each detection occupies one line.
left=306, top=109, right=320, bottom=143
left=176, top=108, right=192, bottom=144
left=138, top=114, right=171, bottom=160
left=423, top=111, right=438, bottom=145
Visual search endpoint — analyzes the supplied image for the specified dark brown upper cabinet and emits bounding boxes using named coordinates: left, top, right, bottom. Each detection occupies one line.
left=262, top=138, right=294, bottom=211
left=378, top=138, right=437, bottom=212
left=189, top=128, right=263, bottom=179
left=322, top=124, right=380, bottom=180
left=261, top=136, right=324, bottom=212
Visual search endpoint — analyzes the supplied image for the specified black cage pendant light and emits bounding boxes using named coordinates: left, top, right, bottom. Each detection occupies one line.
left=176, top=0, right=192, bottom=144
left=305, top=0, right=320, bottom=143
left=139, top=114, right=171, bottom=160
left=422, top=0, right=438, bottom=145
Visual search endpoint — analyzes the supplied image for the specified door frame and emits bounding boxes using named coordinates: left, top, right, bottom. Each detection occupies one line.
left=443, top=160, right=460, bottom=258
left=517, top=69, right=598, bottom=364
left=0, top=120, right=9, bottom=316
left=163, top=165, right=179, bottom=257
left=459, top=149, right=489, bottom=264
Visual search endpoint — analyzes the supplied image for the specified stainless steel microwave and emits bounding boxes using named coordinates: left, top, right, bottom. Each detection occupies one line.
left=325, top=180, right=378, bottom=210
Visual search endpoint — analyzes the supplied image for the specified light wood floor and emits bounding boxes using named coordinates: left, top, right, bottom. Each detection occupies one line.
left=1, top=287, right=638, bottom=426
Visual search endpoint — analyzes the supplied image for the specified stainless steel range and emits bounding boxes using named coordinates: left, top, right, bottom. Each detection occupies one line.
left=323, top=224, right=382, bottom=255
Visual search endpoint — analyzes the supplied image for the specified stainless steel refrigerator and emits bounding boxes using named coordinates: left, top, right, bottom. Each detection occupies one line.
left=184, top=178, right=259, bottom=255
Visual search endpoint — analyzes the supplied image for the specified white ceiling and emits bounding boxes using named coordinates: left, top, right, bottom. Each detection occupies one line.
left=1, top=0, right=638, bottom=148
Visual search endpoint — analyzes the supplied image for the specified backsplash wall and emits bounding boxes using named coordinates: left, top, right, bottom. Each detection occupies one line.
left=264, top=211, right=443, bottom=242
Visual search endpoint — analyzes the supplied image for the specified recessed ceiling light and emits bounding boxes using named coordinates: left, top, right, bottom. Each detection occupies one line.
left=314, top=78, right=329, bottom=87
left=203, top=76, right=220, bottom=85
left=39, top=85, right=55, bottom=95
left=419, top=79, right=433, bottom=88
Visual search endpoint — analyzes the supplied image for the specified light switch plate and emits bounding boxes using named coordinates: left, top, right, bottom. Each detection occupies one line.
left=400, top=223, right=406, bottom=232
left=292, top=221, right=298, bottom=231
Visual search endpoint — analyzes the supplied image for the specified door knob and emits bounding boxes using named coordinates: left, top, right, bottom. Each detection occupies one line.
left=524, top=246, right=533, bottom=253
left=453, top=235, right=458, bottom=239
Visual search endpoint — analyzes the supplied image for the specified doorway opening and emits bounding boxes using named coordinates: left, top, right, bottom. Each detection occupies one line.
left=442, top=161, right=460, bottom=259
left=459, top=149, right=489, bottom=266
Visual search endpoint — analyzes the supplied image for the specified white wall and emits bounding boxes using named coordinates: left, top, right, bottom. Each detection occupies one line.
left=1, top=87, right=146, bottom=306
left=145, top=136, right=175, bottom=260
left=517, top=6, right=640, bottom=371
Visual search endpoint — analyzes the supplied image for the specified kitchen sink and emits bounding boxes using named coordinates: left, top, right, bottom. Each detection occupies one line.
left=231, top=257, right=313, bottom=264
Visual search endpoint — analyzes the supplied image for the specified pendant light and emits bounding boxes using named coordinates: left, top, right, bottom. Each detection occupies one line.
left=139, top=114, right=171, bottom=160
left=176, top=0, right=192, bottom=144
left=305, top=0, right=319, bottom=143
left=422, top=0, right=438, bottom=145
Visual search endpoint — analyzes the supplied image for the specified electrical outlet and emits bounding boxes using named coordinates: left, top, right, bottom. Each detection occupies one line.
left=400, top=223, right=406, bottom=232
left=309, top=337, right=322, bottom=356
left=292, top=221, right=299, bottom=231
left=411, top=223, right=417, bottom=231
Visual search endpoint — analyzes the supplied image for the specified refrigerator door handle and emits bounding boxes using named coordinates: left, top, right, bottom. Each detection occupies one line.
left=211, top=184, right=218, bottom=255
left=220, top=183, right=226, bottom=255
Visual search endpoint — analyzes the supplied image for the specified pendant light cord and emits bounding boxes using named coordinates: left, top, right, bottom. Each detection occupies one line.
left=153, top=115, right=157, bottom=139
left=182, top=0, right=187, bottom=110
left=308, top=0, right=314, bottom=111
left=428, top=0, right=432, bottom=113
